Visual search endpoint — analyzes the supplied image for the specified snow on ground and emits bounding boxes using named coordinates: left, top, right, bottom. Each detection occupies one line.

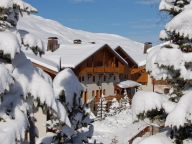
left=90, top=109, right=148, bottom=144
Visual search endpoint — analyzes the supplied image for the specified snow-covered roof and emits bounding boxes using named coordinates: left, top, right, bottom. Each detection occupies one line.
left=17, top=14, right=146, bottom=66
left=25, top=53, right=59, bottom=72
left=117, top=80, right=141, bottom=88
left=166, top=8, right=192, bottom=39
left=37, top=44, right=128, bottom=69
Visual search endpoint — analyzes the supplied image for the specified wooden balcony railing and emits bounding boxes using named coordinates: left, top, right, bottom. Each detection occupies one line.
left=79, top=67, right=125, bottom=75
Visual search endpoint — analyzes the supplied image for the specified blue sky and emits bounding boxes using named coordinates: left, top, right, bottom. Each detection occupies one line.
left=26, top=0, right=168, bottom=44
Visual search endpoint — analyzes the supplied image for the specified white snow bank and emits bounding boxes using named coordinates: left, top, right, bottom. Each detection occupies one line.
left=138, top=132, right=173, bottom=144
left=91, top=109, right=148, bottom=144
left=53, top=68, right=83, bottom=112
left=0, top=32, right=20, bottom=59
left=117, top=80, right=141, bottom=89
left=0, top=64, right=14, bottom=94
left=132, top=91, right=166, bottom=117
left=165, top=91, right=192, bottom=128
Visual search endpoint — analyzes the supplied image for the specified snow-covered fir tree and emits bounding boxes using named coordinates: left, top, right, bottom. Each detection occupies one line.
left=97, top=94, right=107, bottom=120
left=132, top=91, right=167, bottom=126
left=51, top=68, right=94, bottom=144
left=158, top=0, right=192, bottom=100
left=134, top=0, right=192, bottom=144
left=108, top=98, right=120, bottom=116
left=0, top=0, right=70, bottom=143
left=120, top=89, right=130, bottom=110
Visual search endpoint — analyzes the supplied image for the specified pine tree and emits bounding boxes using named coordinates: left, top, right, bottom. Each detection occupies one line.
left=158, top=0, right=191, bottom=101
left=108, top=98, right=120, bottom=116
left=145, top=0, right=192, bottom=143
left=121, top=89, right=130, bottom=109
left=97, top=94, right=107, bottom=120
left=51, top=69, right=94, bottom=144
left=0, top=1, right=68, bottom=143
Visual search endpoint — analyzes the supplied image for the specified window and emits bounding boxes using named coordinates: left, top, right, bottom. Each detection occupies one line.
left=103, top=89, right=106, bottom=95
left=115, top=58, right=119, bottom=67
left=114, top=75, right=116, bottom=81
left=88, top=74, right=92, bottom=79
left=93, top=75, right=95, bottom=82
left=100, top=90, right=102, bottom=96
left=82, top=76, right=84, bottom=82
left=84, top=91, right=87, bottom=104
left=104, top=75, right=106, bottom=82
left=92, top=90, right=95, bottom=96
left=164, top=88, right=170, bottom=94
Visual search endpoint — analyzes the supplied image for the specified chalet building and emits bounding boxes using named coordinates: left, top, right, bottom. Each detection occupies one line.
left=25, top=38, right=152, bottom=114
left=26, top=43, right=138, bottom=108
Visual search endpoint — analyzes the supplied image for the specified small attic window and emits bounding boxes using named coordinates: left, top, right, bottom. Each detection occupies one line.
left=47, top=37, right=60, bottom=52
left=74, top=39, right=82, bottom=44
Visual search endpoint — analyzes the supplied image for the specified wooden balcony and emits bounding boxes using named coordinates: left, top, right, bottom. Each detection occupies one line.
left=79, top=66, right=125, bottom=75
left=136, top=73, right=148, bottom=84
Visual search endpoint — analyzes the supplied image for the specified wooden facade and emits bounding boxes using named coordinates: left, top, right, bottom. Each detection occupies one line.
left=115, top=46, right=148, bottom=85
left=73, top=45, right=129, bottom=104
left=29, top=44, right=147, bottom=114
left=75, top=45, right=128, bottom=76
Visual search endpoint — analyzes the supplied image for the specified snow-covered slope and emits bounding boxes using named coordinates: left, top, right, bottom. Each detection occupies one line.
left=17, top=14, right=146, bottom=66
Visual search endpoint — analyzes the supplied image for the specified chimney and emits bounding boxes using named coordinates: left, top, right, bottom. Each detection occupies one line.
left=144, top=42, right=152, bottom=54
left=47, top=37, right=60, bottom=52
